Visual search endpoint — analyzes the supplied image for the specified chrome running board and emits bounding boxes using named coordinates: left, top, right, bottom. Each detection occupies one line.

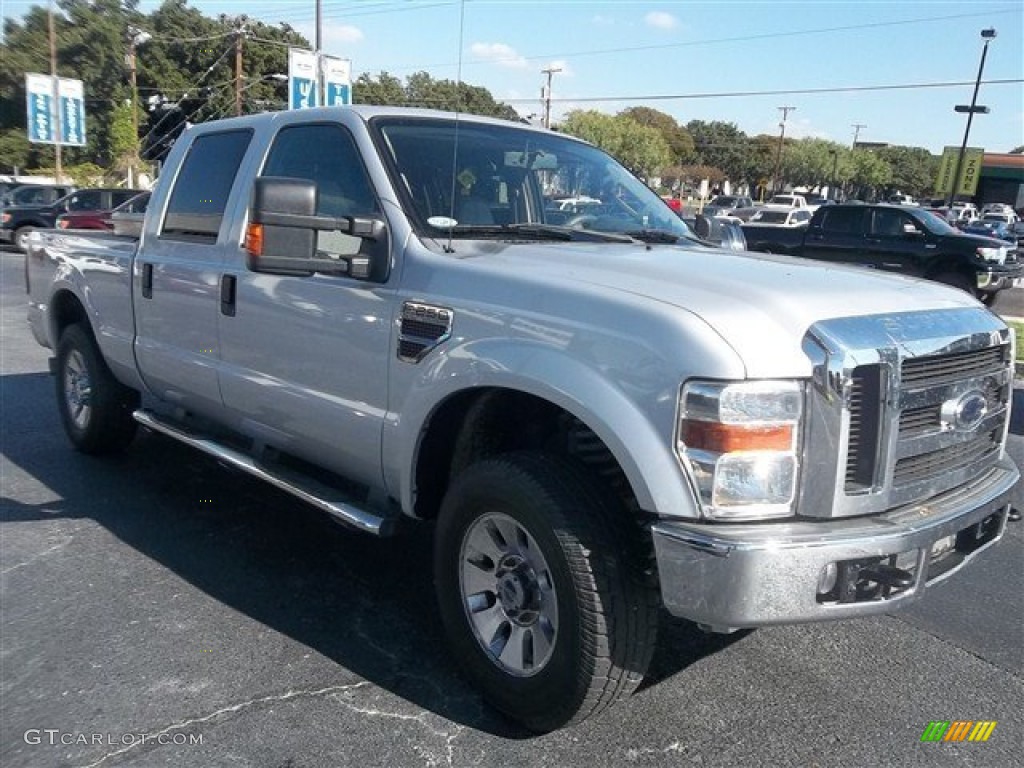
left=134, top=409, right=396, bottom=536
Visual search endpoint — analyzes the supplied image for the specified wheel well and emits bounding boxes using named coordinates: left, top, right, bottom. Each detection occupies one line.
left=50, top=290, right=89, bottom=344
left=15, top=220, right=47, bottom=231
left=413, top=388, right=642, bottom=523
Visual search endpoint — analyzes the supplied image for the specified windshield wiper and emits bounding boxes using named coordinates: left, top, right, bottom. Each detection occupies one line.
left=622, top=229, right=685, bottom=244
left=446, top=223, right=638, bottom=244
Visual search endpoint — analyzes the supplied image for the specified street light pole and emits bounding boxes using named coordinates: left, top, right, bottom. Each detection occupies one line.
left=947, top=28, right=996, bottom=208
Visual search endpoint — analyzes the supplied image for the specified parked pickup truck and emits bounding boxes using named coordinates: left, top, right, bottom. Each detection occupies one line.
left=743, top=202, right=1022, bottom=305
left=26, top=107, right=1019, bottom=731
left=3, top=187, right=141, bottom=251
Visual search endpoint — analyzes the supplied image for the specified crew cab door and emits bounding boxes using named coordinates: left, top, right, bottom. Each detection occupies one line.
left=216, top=121, right=394, bottom=487
left=799, top=206, right=869, bottom=265
left=863, top=208, right=929, bottom=276
left=133, top=128, right=254, bottom=416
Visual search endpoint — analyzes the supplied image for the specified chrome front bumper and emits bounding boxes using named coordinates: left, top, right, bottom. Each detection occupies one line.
left=652, top=458, right=1018, bottom=631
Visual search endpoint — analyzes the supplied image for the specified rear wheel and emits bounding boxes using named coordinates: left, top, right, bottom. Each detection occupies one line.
left=434, top=452, right=658, bottom=731
left=14, top=226, right=35, bottom=252
left=55, top=324, right=140, bottom=454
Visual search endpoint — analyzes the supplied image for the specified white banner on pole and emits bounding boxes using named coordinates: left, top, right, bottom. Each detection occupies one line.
left=25, top=73, right=86, bottom=146
left=322, top=56, right=352, bottom=107
left=288, top=48, right=319, bottom=110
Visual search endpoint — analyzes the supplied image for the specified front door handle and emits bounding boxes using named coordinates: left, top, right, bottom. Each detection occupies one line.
left=141, top=263, right=153, bottom=298
left=220, top=274, right=237, bottom=317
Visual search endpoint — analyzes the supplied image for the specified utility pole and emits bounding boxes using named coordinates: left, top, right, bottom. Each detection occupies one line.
left=771, top=106, right=795, bottom=194
left=48, top=1, right=62, bottom=181
left=316, top=0, right=324, bottom=105
left=851, top=123, right=867, bottom=149
left=234, top=22, right=244, bottom=116
left=126, top=28, right=150, bottom=188
left=541, top=66, right=561, bottom=129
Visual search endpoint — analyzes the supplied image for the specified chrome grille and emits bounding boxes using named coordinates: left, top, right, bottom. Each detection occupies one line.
left=802, top=308, right=1013, bottom=519
left=893, top=430, right=1001, bottom=486
left=900, top=345, right=1006, bottom=387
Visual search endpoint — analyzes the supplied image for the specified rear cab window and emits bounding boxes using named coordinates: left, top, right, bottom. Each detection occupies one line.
left=160, top=129, right=253, bottom=243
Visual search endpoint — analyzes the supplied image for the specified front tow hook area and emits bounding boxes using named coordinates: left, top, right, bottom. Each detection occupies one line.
left=1008, top=507, right=1021, bottom=522
left=858, top=563, right=915, bottom=590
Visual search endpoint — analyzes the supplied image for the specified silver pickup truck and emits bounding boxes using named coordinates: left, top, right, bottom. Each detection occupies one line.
left=25, top=107, right=1019, bottom=731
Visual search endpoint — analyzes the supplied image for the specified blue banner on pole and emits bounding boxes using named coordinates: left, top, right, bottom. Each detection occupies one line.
left=288, top=48, right=319, bottom=110
left=59, top=79, right=87, bottom=146
left=325, top=82, right=351, bottom=107
left=28, top=92, right=52, bottom=142
left=25, top=74, right=86, bottom=145
left=322, top=56, right=352, bottom=107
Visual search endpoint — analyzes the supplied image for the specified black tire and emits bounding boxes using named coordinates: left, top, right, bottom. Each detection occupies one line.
left=55, top=324, right=140, bottom=454
left=14, top=225, right=35, bottom=253
left=933, top=271, right=975, bottom=296
left=434, top=452, right=658, bottom=731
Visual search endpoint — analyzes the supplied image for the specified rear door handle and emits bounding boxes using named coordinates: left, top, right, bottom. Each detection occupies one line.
left=141, top=263, right=153, bottom=299
left=220, top=274, right=237, bottom=317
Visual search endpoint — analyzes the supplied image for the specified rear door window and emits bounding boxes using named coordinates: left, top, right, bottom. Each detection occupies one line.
left=819, top=208, right=865, bottom=235
left=161, top=129, right=253, bottom=243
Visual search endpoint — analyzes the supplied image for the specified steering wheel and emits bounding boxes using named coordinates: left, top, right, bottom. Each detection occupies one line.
left=564, top=213, right=599, bottom=229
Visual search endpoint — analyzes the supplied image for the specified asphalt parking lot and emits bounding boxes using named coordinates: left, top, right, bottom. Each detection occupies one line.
left=1, top=247, right=1022, bottom=767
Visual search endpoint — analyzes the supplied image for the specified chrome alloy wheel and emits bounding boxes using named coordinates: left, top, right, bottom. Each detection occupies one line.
left=63, top=349, right=93, bottom=429
left=459, top=512, right=558, bottom=676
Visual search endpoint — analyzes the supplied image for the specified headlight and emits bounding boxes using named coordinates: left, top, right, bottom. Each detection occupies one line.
left=676, top=379, right=803, bottom=520
left=976, top=246, right=1006, bottom=264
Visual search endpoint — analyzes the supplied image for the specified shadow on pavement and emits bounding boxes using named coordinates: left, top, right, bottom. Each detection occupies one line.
left=1, top=371, right=735, bottom=738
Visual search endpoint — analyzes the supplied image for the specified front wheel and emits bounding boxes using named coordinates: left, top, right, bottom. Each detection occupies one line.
left=55, top=324, right=140, bottom=454
left=434, top=452, right=658, bottom=731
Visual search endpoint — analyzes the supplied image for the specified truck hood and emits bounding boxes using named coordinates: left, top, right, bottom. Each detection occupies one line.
left=455, top=240, right=983, bottom=378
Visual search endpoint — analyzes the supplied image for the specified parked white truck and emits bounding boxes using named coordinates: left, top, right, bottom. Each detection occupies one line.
left=25, top=107, right=1019, bottom=731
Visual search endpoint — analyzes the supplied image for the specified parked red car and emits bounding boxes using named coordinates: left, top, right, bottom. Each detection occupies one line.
left=56, top=191, right=150, bottom=231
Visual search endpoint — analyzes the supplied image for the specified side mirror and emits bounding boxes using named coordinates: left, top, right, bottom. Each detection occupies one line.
left=902, top=223, right=923, bottom=236
left=246, top=176, right=390, bottom=282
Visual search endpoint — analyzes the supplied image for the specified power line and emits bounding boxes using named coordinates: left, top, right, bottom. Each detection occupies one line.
left=499, top=77, right=1024, bottom=105
left=354, top=9, right=1022, bottom=75
left=137, top=41, right=237, bottom=150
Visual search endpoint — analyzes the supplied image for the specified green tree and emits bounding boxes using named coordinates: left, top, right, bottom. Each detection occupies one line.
left=0, top=129, right=31, bottom=172
left=686, top=120, right=750, bottom=182
left=354, top=70, right=518, bottom=120
left=848, top=149, right=892, bottom=199
left=618, top=107, right=694, bottom=163
left=559, top=110, right=671, bottom=181
left=876, top=145, right=938, bottom=198
left=354, top=71, right=406, bottom=106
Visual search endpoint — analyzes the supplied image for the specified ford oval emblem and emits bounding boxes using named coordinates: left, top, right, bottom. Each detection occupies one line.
left=941, top=390, right=988, bottom=432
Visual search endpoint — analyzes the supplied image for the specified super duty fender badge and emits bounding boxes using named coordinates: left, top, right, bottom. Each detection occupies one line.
left=398, top=301, right=454, bottom=363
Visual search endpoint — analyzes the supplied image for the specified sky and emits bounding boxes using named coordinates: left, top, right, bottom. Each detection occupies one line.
left=3, top=0, right=1023, bottom=154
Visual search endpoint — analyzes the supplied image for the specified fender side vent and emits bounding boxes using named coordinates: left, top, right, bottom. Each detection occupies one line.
left=398, top=301, right=453, bottom=363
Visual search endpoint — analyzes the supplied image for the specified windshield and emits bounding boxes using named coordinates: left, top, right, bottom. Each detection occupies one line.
left=915, top=209, right=961, bottom=235
left=372, top=117, right=692, bottom=241
left=754, top=211, right=789, bottom=223
left=707, top=196, right=737, bottom=207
